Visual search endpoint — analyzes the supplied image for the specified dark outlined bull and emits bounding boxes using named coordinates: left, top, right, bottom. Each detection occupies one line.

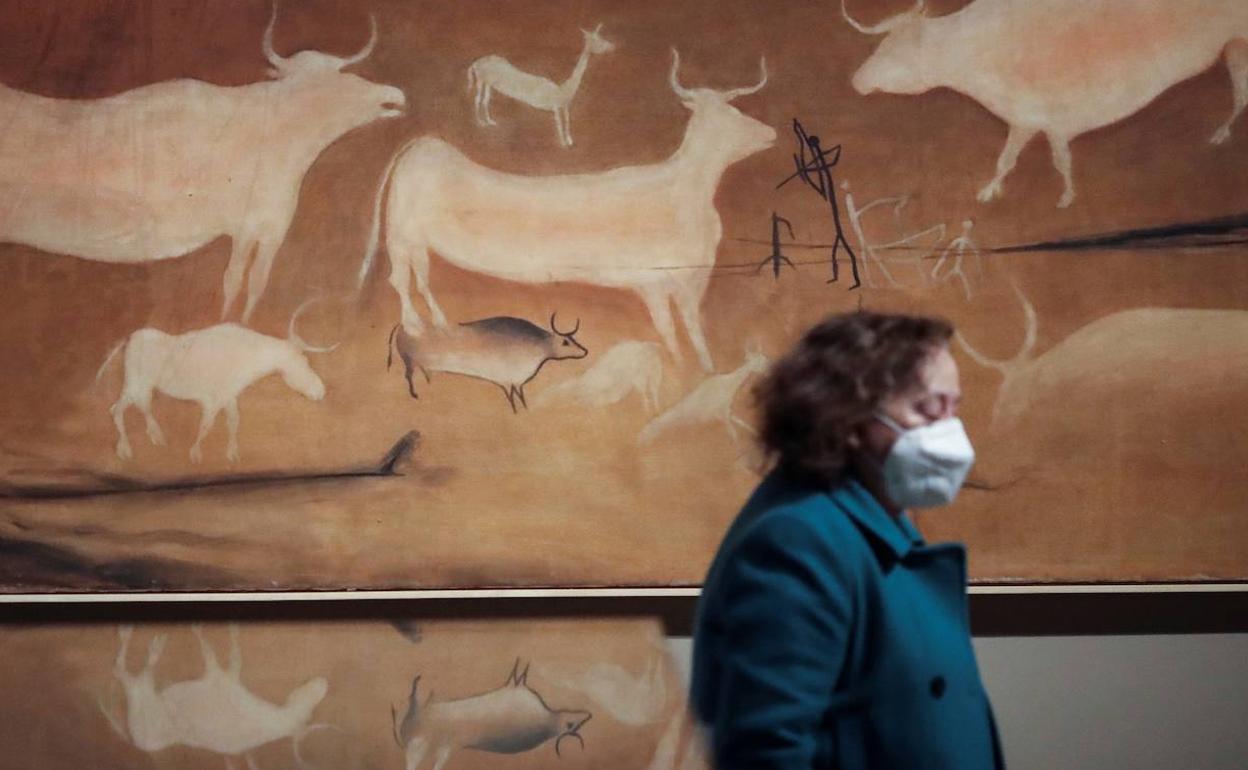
left=387, top=313, right=588, bottom=412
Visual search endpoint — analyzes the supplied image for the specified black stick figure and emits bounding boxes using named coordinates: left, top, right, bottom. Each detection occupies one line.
left=755, top=211, right=796, bottom=279
left=777, top=119, right=861, bottom=288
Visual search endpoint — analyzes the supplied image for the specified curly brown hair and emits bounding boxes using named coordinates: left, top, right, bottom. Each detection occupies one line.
left=754, top=311, right=953, bottom=485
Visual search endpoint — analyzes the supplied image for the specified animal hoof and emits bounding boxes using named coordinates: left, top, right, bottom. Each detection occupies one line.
left=189, top=447, right=203, bottom=464
left=1056, top=190, right=1075, bottom=209
left=1210, top=126, right=1232, bottom=145
left=116, top=442, right=133, bottom=461
left=227, top=448, right=241, bottom=464
left=975, top=183, right=1000, bottom=203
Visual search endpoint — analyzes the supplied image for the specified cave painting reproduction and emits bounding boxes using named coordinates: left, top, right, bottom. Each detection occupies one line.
left=1, top=0, right=1247, bottom=590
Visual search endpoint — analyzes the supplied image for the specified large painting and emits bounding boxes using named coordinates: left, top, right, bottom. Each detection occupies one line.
left=2, top=0, right=1246, bottom=590
left=0, top=615, right=703, bottom=770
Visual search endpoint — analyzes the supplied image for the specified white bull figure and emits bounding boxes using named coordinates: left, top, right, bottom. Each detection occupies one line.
left=359, top=49, right=776, bottom=372
left=0, top=4, right=405, bottom=321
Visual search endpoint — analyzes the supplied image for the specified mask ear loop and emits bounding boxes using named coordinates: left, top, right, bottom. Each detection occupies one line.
left=873, top=412, right=907, bottom=435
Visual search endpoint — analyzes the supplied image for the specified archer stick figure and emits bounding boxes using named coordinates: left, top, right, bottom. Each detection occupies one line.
left=755, top=211, right=797, bottom=279
left=777, top=119, right=861, bottom=288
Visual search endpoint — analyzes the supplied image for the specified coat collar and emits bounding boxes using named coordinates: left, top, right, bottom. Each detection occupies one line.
left=829, top=475, right=925, bottom=561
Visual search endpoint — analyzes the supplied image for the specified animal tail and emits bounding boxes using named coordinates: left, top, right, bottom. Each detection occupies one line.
left=94, top=338, right=127, bottom=386
left=387, top=324, right=400, bottom=370
left=357, top=136, right=425, bottom=291
left=288, top=297, right=339, bottom=354
left=293, top=723, right=342, bottom=770
left=953, top=281, right=1036, bottom=376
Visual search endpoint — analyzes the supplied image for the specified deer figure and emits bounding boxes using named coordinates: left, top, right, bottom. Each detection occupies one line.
left=467, top=24, right=615, bottom=146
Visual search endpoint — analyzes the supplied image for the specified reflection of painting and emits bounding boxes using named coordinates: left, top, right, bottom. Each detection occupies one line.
left=0, top=616, right=698, bottom=770
left=2, top=0, right=1247, bottom=590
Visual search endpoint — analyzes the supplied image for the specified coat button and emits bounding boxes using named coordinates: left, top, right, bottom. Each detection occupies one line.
left=929, top=676, right=946, bottom=699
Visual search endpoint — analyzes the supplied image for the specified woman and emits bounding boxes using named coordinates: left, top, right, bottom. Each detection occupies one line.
left=690, top=311, right=1004, bottom=770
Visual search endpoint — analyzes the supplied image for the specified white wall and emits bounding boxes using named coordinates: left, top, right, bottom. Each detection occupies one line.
left=665, top=634, right=1248, bottom=770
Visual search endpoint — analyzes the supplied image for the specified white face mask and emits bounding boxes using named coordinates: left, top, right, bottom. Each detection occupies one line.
left=873, top=413, right=975, bottom=509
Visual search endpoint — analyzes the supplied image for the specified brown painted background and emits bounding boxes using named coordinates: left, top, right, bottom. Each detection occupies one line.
left=1, top=0, right=1246, bottom=590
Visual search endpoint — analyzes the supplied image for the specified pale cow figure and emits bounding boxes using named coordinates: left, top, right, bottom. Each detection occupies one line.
left=533, top=340, right=664, bottom=412
left=394, top=660, right=592, bottom=770
left=844, top=0, right=1248, bottom=207
left=96, top=301, right=334, bottom=463
left=638, top=346, right=768, bottom=445
left=546, top=653, right=668, bottom=727
left=0, top=4, right=404, bottom=321
left=468, top=24, right=615, bottom=146
left=102, top=625, right=329, bottom=770
left=360, top=50, right=775, bottom=372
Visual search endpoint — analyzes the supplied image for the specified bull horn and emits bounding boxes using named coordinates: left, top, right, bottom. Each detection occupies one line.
left=841, top=0, right=921, bottom=35
left=262, top=2, right=289, bottom=70
left=289, top=298, right=340, bottom=354
left=668, top=48, right=696, bottom=101
left=722, top=57, right=768, bottom=101
left=337, top=14, right=379, bottom=69
left=550, top=312, right=580, bottom=337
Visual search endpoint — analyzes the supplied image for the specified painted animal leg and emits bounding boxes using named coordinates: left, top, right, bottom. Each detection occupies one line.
left=190, top=404, right=221, bottom=464
left=1212, top=38, right=1248, bottom=144
left=674, top=284, right=714, bottom=372
left=223, top=399, right=242, bottom=463
left=976, top=126, right=1038, bottom=203
left=114, top=626, right=134, bottom=682
left=241, top=239, right=282, bottom=324
left=244, top=753, right=261, bottom=770
left=226, top=624, right=242, bottom=679
left=500, top=384, right=519, bottom=413
left=404, top=736, right=430, bottom=770
left=638, top=288, right=683, bottom=367
left=386, top=245, right=424, bottom=333
left=109, top=395, right=134, bottom=460
left=402, top=357, right=420, bottom=399
left=411, top=249, right=448, bottom=328
left=123, top=385, right=166, bottom=449
left=221, top=239, right=256, bottom=320
left=192, top=624, right=222, bottom=672
left=225, top=756, right=238, bottom=770
left=145, top=633, right=168, bottom=671
left=1047, top=133, right=1076, bottom=208
left=429, top=746, right=453, bottom=770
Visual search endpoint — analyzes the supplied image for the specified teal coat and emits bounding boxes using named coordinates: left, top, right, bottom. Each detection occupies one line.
left=691, top=471, right=1004, bottom=770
